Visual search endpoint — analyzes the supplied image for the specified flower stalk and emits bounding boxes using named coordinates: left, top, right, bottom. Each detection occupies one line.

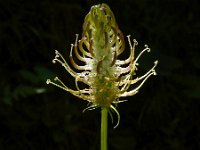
left=101, top=108, right=108, bottom=150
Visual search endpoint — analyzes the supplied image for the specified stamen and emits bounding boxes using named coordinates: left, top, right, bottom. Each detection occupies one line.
left=135, top=60, right=158, bottom=82
left=75, top=76, right=85, bottom=94
left=75, top=34, right=79, bottom=47
left=115, top=64, right=133, bottom=75
left=52, top=51, right=77, bottom=78
left=133, top=39, right=138, bottom=46
left=120, top=70, right=156, bottom=97
left=134, top=45, right=151, bottom=65
left=127, top=35, right=133, bottom=50
left=55, top=50, right=68, bottom=64
left=47, top=77, right=93, bottom=102
left=119, top=60, right=158, bottom=95
left=74, top=34, right=89, bottom=62
left=115, top=35, right=136, bottom=66
left=46, top=79, right=51, bottom=84
left=70, top=44, right=92, bottom=70
left=79, top=38, right=92, bottom=58
left=46, top=77, right=69, bottom=92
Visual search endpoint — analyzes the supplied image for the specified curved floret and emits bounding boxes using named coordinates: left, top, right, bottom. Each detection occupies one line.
left=46, top=3, right=158, bottom=128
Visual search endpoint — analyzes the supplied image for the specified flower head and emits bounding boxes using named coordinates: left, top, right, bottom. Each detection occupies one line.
left=46, top=3, right=158, bottom=127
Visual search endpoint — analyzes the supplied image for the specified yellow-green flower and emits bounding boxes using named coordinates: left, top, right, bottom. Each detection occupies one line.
left=46, top=3, right=158, bottom=127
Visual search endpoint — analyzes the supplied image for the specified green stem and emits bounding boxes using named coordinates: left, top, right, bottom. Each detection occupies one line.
left=101, top=107, right=108, bottom=150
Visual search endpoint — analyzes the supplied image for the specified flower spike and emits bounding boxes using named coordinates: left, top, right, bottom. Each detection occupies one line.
left=46, top=3, right=158, bottom=127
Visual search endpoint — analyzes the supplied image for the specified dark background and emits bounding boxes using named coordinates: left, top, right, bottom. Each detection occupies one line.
left=0, top=0, right=200, bottom=149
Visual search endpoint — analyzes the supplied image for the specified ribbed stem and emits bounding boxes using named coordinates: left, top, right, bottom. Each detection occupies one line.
left=101, top=107, right=108, bottom=150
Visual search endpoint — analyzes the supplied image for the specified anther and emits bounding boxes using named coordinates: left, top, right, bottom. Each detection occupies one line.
left=154, top=60, right=158, bottom=65
left=55, top=50, right=59, bottom=55
left=52, top=59, right=56, bottom=63
left=54, top=77, right=59, bottom=81
left=133, top=39, right=138, bottom=45
left=46, top=79, right=51, bottom=84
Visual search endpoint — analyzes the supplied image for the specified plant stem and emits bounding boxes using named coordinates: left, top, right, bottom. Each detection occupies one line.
left=101, top=107, right=108, bottom=150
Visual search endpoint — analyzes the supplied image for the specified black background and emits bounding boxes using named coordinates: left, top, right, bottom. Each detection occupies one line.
left=0, top=0, right=200, bottom=149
